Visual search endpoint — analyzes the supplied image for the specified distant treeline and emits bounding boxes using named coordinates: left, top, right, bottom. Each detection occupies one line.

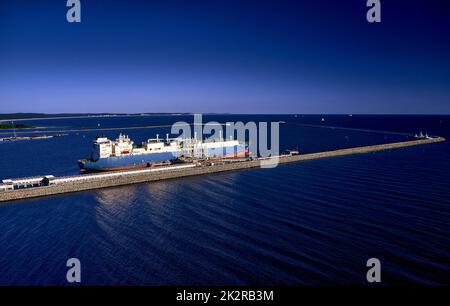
left=0, top=123, right=34, bottom=129
left=0, top=113, right=193, bottom=120
left=0, top=113, right=122, bottom=120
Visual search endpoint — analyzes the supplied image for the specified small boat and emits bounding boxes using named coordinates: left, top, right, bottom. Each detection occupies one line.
left=414, top=131, right=425, bottom=139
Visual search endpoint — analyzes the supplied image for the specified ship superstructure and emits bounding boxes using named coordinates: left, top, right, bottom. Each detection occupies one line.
left=78, top=133, right=248, bottom=171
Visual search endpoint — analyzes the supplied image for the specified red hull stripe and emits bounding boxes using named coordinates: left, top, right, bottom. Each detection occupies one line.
left=81, top=164, right=148, bottom=172
left=222, top=150, right=250, bottom=159
left=81, top=151, right=250, bottom=172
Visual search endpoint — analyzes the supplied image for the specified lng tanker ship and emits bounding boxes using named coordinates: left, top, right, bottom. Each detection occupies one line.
left=78, top=133, right=248, bottom=171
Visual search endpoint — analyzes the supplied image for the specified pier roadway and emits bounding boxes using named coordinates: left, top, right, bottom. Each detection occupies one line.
left=0, top=137, right=445, bottom=203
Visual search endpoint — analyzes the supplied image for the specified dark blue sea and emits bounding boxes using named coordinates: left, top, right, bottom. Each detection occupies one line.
left=0, top=115, right=449, bottom=285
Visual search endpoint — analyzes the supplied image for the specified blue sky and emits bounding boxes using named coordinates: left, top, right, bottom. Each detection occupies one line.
left=0, top=0, right=449, bottom=114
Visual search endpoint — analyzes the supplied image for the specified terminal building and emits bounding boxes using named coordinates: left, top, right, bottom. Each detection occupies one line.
left=1, top=175, right=55, bottom=191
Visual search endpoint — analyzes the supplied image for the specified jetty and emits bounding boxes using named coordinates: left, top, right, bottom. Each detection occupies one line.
left=0, top=136, right=445, bottom=203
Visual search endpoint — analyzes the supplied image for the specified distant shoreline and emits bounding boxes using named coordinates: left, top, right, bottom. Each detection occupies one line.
left=1, top=113, right=449, bottom=123
left=0, top=113, right=195, bottom=122
left=0, top=123, right=34, bottom=130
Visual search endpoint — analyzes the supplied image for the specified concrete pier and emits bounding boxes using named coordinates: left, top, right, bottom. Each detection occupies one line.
left=0, top=137, right=445, bottom=203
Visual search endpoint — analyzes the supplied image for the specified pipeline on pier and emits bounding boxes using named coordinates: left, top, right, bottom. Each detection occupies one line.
left=0, top=137, right=446, bottom=203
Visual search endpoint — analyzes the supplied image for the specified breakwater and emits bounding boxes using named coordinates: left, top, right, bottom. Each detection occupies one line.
left=0, top=137, right=445, bottom=203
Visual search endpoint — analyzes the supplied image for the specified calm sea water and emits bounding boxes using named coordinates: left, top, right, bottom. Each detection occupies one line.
left=0, top=115, right=449, bottom=285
